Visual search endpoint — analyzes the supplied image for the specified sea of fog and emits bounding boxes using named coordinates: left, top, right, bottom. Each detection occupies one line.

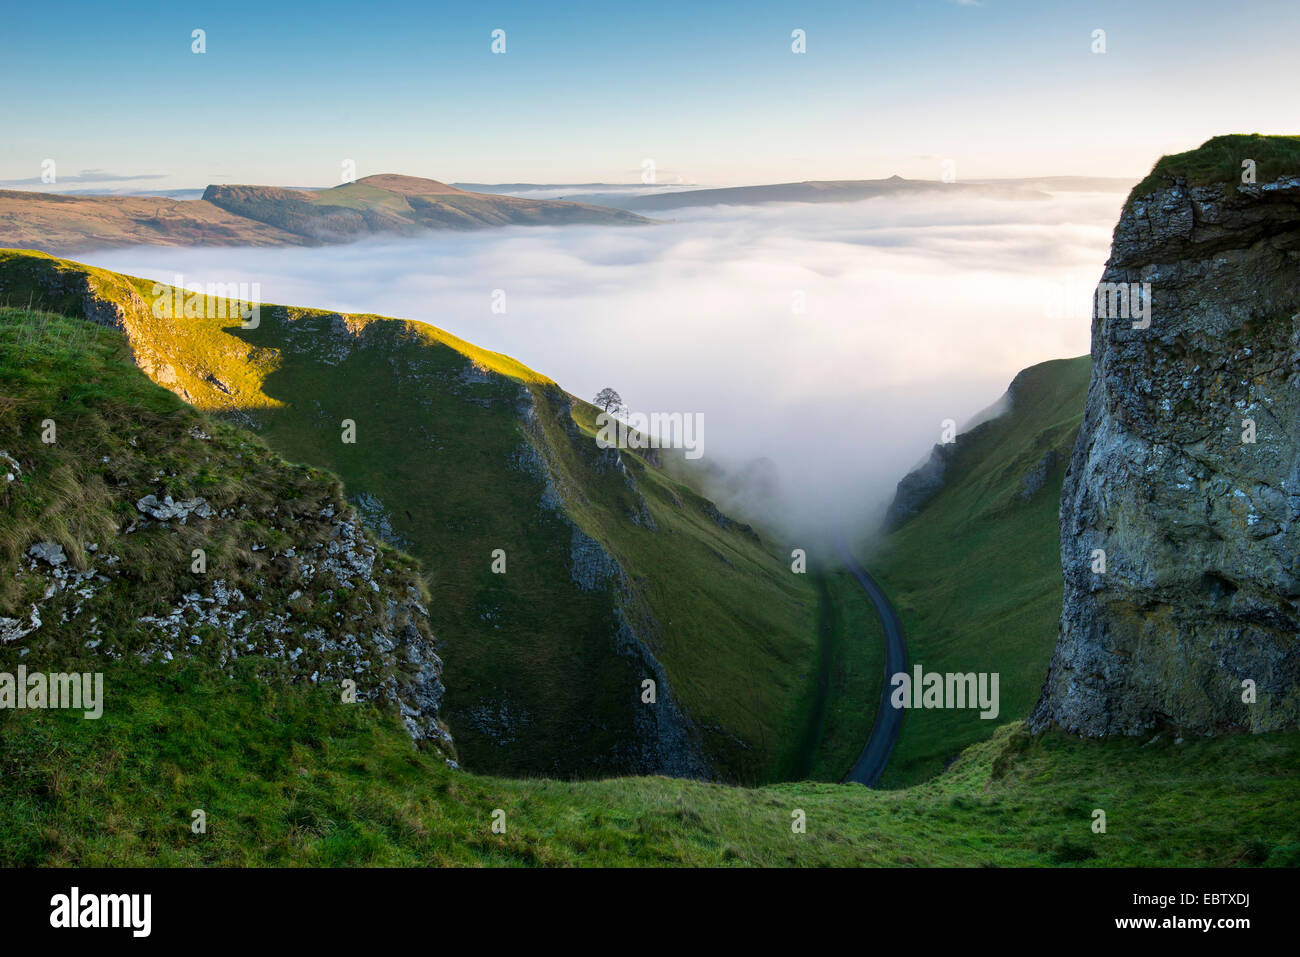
left=88, top=190, right=1124, bottom=543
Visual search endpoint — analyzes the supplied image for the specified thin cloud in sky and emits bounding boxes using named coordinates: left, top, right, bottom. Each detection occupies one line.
left=0, top=169, right=170, bottom=189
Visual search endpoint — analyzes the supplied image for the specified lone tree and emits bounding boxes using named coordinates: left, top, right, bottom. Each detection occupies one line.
left=593, top=387, right=624, bottom=416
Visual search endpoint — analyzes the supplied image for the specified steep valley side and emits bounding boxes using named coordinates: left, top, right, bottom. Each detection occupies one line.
left=0, top=248, right=862, bottom=785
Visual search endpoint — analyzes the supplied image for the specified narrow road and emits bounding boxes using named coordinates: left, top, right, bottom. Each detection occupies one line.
left=836, top=540, right=908, bottom=787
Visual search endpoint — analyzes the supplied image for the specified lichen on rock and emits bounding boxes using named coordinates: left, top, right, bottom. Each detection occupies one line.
left=1031, top=170, right=1300, bottom=736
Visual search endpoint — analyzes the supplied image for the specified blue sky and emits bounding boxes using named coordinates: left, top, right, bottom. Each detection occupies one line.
left=2, top=0, right=1296, bottom=188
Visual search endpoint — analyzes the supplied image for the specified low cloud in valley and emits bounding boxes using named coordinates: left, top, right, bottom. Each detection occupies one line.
left=90, top=190, right=1124, bottom=543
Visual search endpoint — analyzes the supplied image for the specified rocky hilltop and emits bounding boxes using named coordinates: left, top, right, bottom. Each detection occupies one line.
left=202, top=175, right=651, bottom=241
left=0, top=174, right=650, bottom=254
left=1032, top=136, right=1300, bottom=736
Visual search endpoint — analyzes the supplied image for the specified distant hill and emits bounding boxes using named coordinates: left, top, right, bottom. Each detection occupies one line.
left=0, top=190, right=309, bottom=251
left=0, top=175, right=651, bottom=253
left=203, top=174, right=652, bottom=239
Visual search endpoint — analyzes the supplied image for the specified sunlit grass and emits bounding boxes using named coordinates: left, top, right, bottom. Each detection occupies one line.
left=1128, top=133, right=1300, bottom=202
left=0, top=249, right=863, bottom=785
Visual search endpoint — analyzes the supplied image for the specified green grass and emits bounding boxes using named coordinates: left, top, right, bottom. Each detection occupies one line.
left=0, top=250, right=859, bottom=785
left=0, top=307, right=451, bottom=750
left=1127, top=133, right=1300, bottom=203
left=0, top=304, right=336, bottom=626
left=556, top=396, right=850, bottom=779
left=1, top=657, right=1295, bottom=866
left=864, top=357, right=1091, bottom=787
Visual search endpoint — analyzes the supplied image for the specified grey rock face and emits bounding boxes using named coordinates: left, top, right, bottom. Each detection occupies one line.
left=883, top=444, right=953, bottom=531
left=613, top=608, right=711, bottom=779
left=699, top=500, right=760, bottom=543
left=1030, top=176, right=1300, bottom=736
left=1020, top=450, right=1058, bottom=501
left=350, top=491, right=406, bottom=547
left=882, top=392, right=1009, bottom=532
left=569, top=527, right=621, bottom=591
left=135, top=493, right=215, bottom=523
left=27, top=542, right=67, bottom=566
left=9, top=495, right=452, bottom=759
left=565, top=525, right=712, bottom=777
left=0, top=605, right=41, bottom=643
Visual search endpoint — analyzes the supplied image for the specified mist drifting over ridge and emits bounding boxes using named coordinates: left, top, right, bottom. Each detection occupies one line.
left=88, top=188, right=1126, bottom=543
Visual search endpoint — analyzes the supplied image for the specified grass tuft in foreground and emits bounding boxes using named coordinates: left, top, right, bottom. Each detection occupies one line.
left=1, top=658, right=1295, bottom=867
left=1127, top=133, right=1300, bottom=203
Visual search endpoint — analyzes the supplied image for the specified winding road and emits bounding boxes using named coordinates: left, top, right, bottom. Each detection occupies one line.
left=836, top=541, right=908, bottom=787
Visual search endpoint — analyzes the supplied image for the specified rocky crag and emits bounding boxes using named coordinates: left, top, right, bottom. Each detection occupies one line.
left=1032, top=149, right=1300, bottom=736
left=0, top=308, right=456, bottom=761
left=521, top=393, right=713, bottom=779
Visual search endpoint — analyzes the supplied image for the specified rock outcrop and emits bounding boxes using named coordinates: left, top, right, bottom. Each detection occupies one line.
left=0, top=308, right=456, bottom=762
left=883, top=442, right=955, bottom=532
left=539, top=393, right=714, bottom=779
left=881, top=385, right=1015, bottom=532
left=1031, top=170, right=1300, bottom=736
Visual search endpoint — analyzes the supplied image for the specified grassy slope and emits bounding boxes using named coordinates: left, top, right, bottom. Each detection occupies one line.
left=557, top=399, right=869, bottom=780
left=0, top=250, right=876, bottom=784
left=866, top=357, right=1091, bottom=787
left=0, top=191, right=308, bottom=252
left=202, top=179, right=650, bottom=237
left=2, top=657, right=1295, bottom=866
left=0, top=307, right=452, bottom=752
left=1127, top=133, right=1300, bottom=203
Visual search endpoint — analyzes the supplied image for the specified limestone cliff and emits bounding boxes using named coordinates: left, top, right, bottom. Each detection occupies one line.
left=1031, top=156, right=1300, bottom=736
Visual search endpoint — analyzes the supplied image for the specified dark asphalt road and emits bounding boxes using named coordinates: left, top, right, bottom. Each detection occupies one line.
left=836, top=541, right=908, bottom=787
